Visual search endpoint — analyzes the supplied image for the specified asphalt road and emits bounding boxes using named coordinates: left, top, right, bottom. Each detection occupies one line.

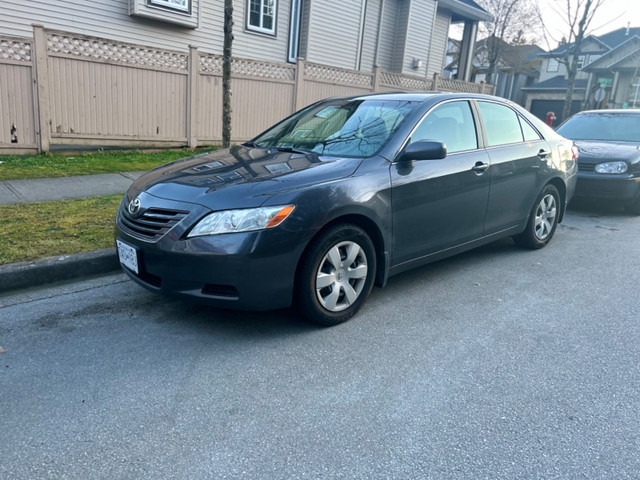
left=1, top=203, right=639, bottom=479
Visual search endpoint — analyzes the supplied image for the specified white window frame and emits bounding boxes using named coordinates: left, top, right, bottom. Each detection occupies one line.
left=547, top=58, right=559, bottom=72
left=148, top=0, right=191, bottom=14
left=247, top=0, right=277, bottom=35
left=576, top=55, right=585, bottom=69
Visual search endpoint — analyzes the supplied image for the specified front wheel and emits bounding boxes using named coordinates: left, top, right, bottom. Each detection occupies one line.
left=296, top=224, right=376, bottom=326
left=513, top=184, right=561, bottom=249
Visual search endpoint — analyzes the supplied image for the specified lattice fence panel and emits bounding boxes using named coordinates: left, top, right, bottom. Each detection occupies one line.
left=232, top=58, right=296, bottom=82
left=305, top=62, right=373, bottom=88
left=0, top=37, right=32, bottom=64
left=47, top=31, right=188, bottom=72
left=380, top=71, right=431, bottom=91
left=199, top=53, right=222, bottom=74
left=436, top=77, right=483, bottom=94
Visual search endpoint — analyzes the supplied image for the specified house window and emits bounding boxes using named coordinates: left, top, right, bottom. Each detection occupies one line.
left=576, top=55, right=585, bottom=69
left=247, top=0, right=277, bottom=35
left=547, top=58, right=559, bottom=72
left=588, top=54, right=602, bottom=65
left=148, top=0, right=191, bottom=14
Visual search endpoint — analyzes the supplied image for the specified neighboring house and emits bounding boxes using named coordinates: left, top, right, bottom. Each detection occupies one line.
left=0, top=0, right=493, bottom=153
left=444, top=37, right=543, bottom=106
left=523, top=26, right=640, bottom=125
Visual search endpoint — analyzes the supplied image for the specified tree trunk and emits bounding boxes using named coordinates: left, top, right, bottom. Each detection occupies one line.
left=563, top=60, right=577, bottom=122
left=222, top=0, right=233, bottom=148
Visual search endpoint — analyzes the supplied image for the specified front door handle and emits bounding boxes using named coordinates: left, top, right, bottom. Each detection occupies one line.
left=472, top=161, right=489, bottom=174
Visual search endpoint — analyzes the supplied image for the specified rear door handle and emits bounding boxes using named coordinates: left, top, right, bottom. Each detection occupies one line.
left=538, top=149, right=551, bottom=159
left=471, top=161, right=489, bottom=174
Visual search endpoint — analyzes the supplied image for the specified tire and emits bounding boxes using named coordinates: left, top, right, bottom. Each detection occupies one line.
left=296, top=224, right=376, bottom=326
left=513, top=184, right=561, bottom=250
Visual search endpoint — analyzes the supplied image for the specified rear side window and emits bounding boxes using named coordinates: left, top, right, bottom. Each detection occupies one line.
left=519, top=117, right=542, bottom=141
left=410, top=101, right=478, bottom=153
left=477, top=101, right=524, bottom=146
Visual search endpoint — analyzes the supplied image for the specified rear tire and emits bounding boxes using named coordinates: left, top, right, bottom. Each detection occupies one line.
left=513, top=184, right=561, bottom=250
left=296, top=224, right=376, bottom=326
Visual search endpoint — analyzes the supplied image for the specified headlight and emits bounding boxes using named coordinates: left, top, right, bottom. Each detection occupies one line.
left=188, top=205, right=295, bottom=237
left=595, top=161, right=628, bottom=174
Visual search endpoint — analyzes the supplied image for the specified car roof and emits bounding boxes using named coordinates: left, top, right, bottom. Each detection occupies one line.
left=338, top=92, right=509, bottom=103
left=573, top=109, right=640, bottom=115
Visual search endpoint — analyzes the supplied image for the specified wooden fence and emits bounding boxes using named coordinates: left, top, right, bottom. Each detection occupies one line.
left=0, top=26, right=496, bottom=154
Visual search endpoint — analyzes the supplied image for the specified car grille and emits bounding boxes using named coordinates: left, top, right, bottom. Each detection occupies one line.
left=120, top=207, right=189, bottom=241
left=578, top=163, right=594, bottom=172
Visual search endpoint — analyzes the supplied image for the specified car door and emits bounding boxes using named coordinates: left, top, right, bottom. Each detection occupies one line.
left=475, top=100, right=551, bottom=234
left=390, top=100, right=492, bottom=266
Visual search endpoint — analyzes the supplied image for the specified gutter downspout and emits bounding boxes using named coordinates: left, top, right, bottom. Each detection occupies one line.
left=374, top=0, right=386, bottom=67
left=425, top=0, right=439, bottom=78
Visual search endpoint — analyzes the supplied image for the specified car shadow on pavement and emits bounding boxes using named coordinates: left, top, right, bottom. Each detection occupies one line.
left=568, top=198, right=631, bottom=217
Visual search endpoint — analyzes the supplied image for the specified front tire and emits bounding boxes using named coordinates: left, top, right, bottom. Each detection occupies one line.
left=296, top=224, right=376, bottom=326
left=514, top=184, right=561, bottom=249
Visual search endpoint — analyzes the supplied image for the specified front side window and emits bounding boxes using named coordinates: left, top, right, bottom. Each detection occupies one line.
left=477, top=101, right=524, bottom=147
left=250, top=99, right=419, bottom=158
left=247, top=0, right=277, bottom=35
left=410, top=101, right=478, bottom=154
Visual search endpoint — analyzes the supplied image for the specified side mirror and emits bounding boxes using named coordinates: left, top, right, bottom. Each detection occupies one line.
left=398, top=140, right=447, bottom=162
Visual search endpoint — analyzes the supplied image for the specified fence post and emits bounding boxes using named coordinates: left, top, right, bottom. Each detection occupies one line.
left=32, top=24, right=51, bottom=153
left=187, top=45, right=199, bottom=148
left=294, top=57, right=305, bottom=111
left=480, top=80, right=486, bottom=94
left=373, top=65, right=380, bottom=93
left=432, top=72, right=440, bottom=91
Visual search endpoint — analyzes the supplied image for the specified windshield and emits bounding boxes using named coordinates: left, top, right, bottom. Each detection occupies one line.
left=249, top=99, right=419, bottom=158
left=557, top=113, right=640, bottom=142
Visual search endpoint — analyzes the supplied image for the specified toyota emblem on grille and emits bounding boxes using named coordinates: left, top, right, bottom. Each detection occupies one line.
left=128, top=197, right=141, bottom=215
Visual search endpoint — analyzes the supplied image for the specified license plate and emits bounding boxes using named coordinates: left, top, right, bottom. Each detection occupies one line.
left=116, top=240, right=139, bottom=274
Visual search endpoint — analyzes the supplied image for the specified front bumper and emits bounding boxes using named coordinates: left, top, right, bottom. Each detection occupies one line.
left=115, top=194, right=314, bottom=311
left=574, top=172, right=640, bottom=204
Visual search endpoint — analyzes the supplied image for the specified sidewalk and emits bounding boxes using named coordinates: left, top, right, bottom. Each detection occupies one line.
left=0, top=171, right=145, bottom=294
left=0, top=171, right=145, bottom=205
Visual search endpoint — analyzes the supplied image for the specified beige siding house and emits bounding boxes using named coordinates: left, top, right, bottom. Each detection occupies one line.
left=0, top=0, right=492, bottom=153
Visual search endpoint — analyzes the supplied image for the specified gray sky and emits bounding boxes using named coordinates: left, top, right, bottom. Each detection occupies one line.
left=451, top=0, right=638, bottom=47
left=539, top=0, right=638, bottom=44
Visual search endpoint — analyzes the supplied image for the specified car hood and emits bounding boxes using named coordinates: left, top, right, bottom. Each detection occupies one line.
left=574, top=140, right=640, bottom=165
left=126, top=146, right=363, bottom=210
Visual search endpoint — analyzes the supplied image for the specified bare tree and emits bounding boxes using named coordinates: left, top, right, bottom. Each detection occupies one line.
left=476, top=0, right=540, bottom=83
left=222, top=0, right=233, bottom=148
left=538, top=0, right=606, bottom=120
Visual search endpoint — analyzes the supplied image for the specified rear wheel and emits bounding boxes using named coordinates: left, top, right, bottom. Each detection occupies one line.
left=296, top=224, right=376, bottom=326
left=514, top=184, right=560, bottom=249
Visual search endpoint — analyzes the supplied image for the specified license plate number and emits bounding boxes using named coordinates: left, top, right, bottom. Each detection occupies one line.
left=116, top=240, right=139, bottom=274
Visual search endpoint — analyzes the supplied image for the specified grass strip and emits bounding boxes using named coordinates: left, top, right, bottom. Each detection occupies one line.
left=0, top=148, right=215, bottom=181
left=0, top=194, right=123, bottom=265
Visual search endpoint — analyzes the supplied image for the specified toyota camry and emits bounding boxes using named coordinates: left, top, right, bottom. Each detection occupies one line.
left=116, top=93, right=577, bottom=325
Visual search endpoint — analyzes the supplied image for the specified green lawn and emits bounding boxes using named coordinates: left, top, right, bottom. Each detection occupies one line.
left=0, top=194, right=123, bottom=265
left=0, top=148, right=215, bottom=181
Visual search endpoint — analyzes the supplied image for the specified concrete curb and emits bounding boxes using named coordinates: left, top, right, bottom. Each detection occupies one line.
left=0, top=248, right=120, bottom=294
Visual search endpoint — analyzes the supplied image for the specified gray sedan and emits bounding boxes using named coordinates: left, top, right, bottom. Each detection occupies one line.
left=116, top=93, right=577, bottom=325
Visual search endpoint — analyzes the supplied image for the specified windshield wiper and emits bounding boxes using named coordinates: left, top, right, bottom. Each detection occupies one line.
left=244, top=141, right=261, bottom=148
left=270, top=146, right=310, bottom=154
